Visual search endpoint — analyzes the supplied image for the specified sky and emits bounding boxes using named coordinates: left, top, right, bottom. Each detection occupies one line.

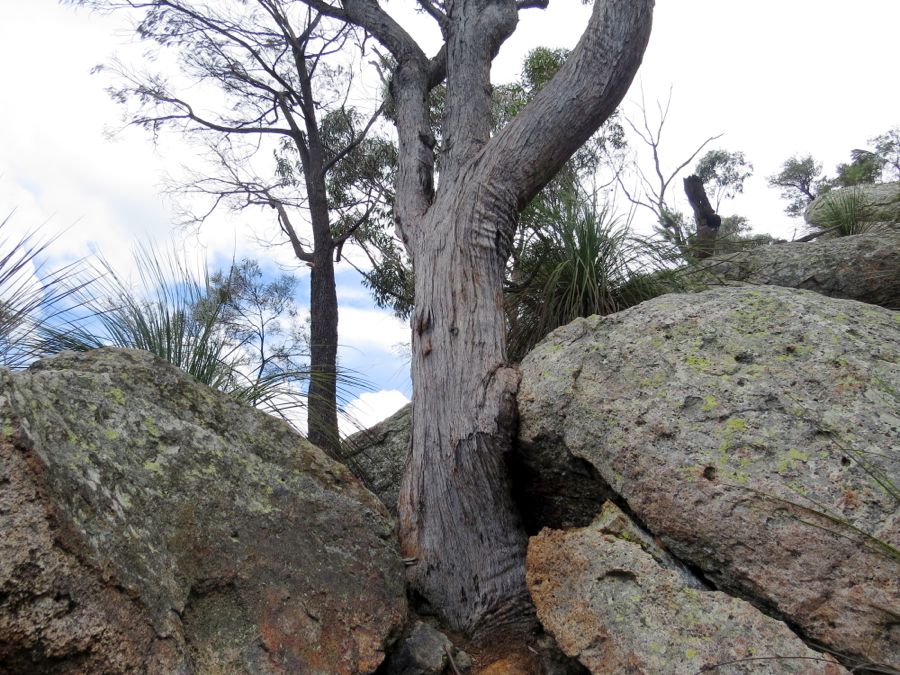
left=1, top=0, right=898, bottom=430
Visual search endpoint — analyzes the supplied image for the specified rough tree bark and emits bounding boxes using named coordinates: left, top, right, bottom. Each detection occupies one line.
left=310, top=0, right=654, bottom=634
left=305, top=181, right=340, bottom=454
left=684, top=174, right=721, bottom=259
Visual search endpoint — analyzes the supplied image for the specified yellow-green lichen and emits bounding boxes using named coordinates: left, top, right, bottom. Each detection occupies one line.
left=143, top=459, right=164, bottom=475
left=701, top=395, right=718, bottom=412
left=711, top=417, right=754, bottom=484
left=639, top=371, right=667, bottom=388
left=687, top=354, right=712, bottom=371
left=777, top=447, right=810, bottom=473
left=143, top=417, right=161, bottom=438
left=725, top=417, right=748, bottom=433
left=677, top=466, right=699, bottom=482
left=720, top=469, right=750, bottom=485
left=108, top=387, right=126, bottom=405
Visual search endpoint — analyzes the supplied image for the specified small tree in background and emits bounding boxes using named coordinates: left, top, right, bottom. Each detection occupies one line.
left=769, top=128, right=899, bottom=220
left=71, top=0, right=394, bottom=454
left=830, top=127, right=900, bottom=186
left=870, top=127, right=900, bottom=181
left=206, top=260, right=313, bottom=415
left=831, top=149, right=885, bottom=188
left=614, top=89, right=725, bottom=256
left=767, top=154, right=828, bottom=217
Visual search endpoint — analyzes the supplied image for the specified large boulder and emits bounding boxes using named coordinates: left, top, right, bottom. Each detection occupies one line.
left=805, top=181, right=900, bottom=229
left=341, top=404, right=411, bottom=515
left=518, top=286, right=899, bottom=670
left=527, top=504, right=847, bottom=674
left=693, top=232, right=900, bottom=309
left=1, top=348, right=406, bottom=673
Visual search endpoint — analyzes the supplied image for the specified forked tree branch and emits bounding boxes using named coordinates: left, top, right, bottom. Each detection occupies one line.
left=484, top=0, right=655, bottom=211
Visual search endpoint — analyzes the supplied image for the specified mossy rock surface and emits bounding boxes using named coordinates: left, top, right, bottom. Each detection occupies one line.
left=1, top=348, right=405, bottom=673
left=519, top=286, right=899, bottom=669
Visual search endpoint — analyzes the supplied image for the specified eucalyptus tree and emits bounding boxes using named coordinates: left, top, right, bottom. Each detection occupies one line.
left=871, top=126, right=900, bottom=181
left=767, top=154, right=828, bottom=218
left=694, top=149, right=753, bottom=212
left=353, top=46, right=631, bottom=322
left=71, top=0, right=388, bottom=453
left=296, top=0, right=654, bottom=636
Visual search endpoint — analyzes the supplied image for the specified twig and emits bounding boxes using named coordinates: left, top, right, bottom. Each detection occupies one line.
left=443, top=644, right=463, bottom=675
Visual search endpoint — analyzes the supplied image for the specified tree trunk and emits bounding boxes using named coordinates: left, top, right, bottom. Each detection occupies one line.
left=684, top=174, right=721, bottom=259
left=296, top=47, right=341, bottom=455
left=362, top=0, right=656, bottom=637
left=307, top=245, right=339, bottom=455
left=399, top=179, right=530, bottom=634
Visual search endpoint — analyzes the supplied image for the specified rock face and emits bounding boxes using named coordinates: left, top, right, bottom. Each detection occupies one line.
left=527, top=505, right=847, bottom=674
left=806, top=181, right=900, bottom=229
left=342, top=404, right=411, bottom=515
left=518, top=286, right=899, bottom=670
left=1, top=348, right=406, bottom=673
left=694, top=231, right=900, bottom=309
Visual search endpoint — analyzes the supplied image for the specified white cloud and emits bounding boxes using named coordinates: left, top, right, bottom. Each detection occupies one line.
left=339, top=306, right=410, bottom=354
left=339, top=389, right=410, bottom=436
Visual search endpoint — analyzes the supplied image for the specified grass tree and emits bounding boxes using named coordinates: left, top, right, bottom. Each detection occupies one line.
left=505, top=191, right=679, bottom=361
left=34, top=246, right=329, bottom=433
left=0, top=214, right=82, bottom=369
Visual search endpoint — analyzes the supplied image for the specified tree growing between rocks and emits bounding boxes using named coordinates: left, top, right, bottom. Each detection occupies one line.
left=72, top=0, right=654, bottom=638
left=294, top=0, right=654, bottom=636
left=350, top=45, right=631, bottom=321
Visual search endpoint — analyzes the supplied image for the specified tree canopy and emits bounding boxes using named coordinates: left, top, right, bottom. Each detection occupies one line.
left=695, top=149, right=753, bottom=212
left=767, top=154, right=826, bottom=217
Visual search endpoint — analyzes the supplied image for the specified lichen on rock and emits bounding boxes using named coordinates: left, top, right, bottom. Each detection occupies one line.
left=527, top=508, right=848, bottom=674
left=1, top=348, right=406, bottom=673
left=519, top=286, right=900, bottom=669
